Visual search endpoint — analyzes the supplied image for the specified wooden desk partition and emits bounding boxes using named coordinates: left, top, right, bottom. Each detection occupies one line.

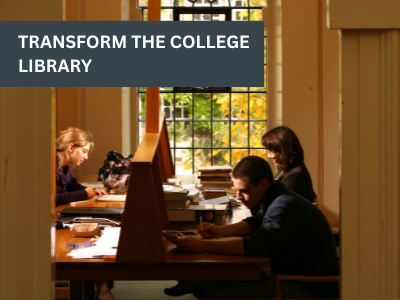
left=116, top=114, right=174, bottom=262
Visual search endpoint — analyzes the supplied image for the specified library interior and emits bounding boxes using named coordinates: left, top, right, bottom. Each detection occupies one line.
left=1, top=0, right=400, bottom=299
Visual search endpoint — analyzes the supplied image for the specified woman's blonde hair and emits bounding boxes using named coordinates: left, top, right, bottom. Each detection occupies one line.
left=56, top=127, right=94, bottom=169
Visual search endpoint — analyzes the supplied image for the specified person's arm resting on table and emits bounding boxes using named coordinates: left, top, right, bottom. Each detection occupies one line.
left=165, top=220, right=252, bottom=255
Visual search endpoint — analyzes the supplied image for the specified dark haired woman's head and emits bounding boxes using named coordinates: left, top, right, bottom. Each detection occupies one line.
left=261, top=126, right=304, bottom=171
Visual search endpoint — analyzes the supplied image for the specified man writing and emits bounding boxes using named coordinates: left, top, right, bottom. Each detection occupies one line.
left=164, top=156, right=339, bottom=299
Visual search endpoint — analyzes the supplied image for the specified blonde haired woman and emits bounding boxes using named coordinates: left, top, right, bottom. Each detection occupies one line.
left=56, top=127, right=115, bottom=300
left=56, top=127, right=108, bottom=206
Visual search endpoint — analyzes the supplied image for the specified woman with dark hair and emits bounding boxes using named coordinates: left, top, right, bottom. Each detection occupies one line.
left=262, top=126, right=316, bottom=202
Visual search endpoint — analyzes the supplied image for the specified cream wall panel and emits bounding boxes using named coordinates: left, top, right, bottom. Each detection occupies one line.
left=56, top=87, right=84, bottom=178
left=80, top=87, right=122, bottom=176
left=278, top=0, right=340, bottom=225
left=282, top=0, right=319, bottom=195
left=321, top=0, right=340, bottom=226
left=84, top=0, right=121, bottom=20
left=398, top=30, right=400, bottom=299
left=341, top=29, right=399, bottom=299
left=328, top=0, right=400, bottom=29
left=59, top=1, right=125, bottom=177
left=0, top=88, right=55, bottom=300
left=358, top=34, right=381, bottom=299
left=341, top=30, right=361, bottom=299
left=1, top=1, right=62, bottom=21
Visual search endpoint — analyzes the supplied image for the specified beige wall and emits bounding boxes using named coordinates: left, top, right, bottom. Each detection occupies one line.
left=271, top=0, right=340, bottom=226
left=58, top=0, right=124, bottom=178
left=57, top=87, right=123, bottom=177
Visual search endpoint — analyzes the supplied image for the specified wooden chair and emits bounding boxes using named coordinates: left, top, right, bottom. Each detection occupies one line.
left=274, top=275, right=340, bottom=300
left=55, top=281, right=70, bottom=300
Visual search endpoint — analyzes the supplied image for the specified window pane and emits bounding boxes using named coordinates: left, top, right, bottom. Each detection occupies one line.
left=231, top=121, right=248, bottom=147
left=176, top=149, right=193, bottom=174
left=232, top=149, right=248, bottom=166
left=176, top=121, right=192, bottom=147
left=176, top=0, right=192, bottom=7
left=250, top=9, right=262, bottom=21
left=213, top=93, right=229, bottom=119
left=194, top=121, right=211, bottom=147
left=167, top=122, right=175, bottom=147
left=264, top=41, right=267, bottom=64
left=232, top=93, right=248, bottom=120
left=213, top=149, right=230, bottom=165
left=249, top=93, right=267, bottom=119
left=143, top=9, right=148, bottom=21
left=180, top=14, right=193, bottom=21
left=138, top=2, right=268, bottom=175
left=194, top=0, right=212, bottom=7
left=250, top=0, right=267, bottom=6
left=213, top=0, right=230, bottom=6
left=264, top=65, right=267, bottom=91
left=162, top=95, right=173, bottom=120
left=175, top=93, right=192, bottom=119
left=138, top=121, right=146, bottom=144
left=232, top=0, right=249, bottom=7
left=250, top=149, right=267, bottom=159
left=161, top=9, right=173, bottom=20
left=212, top=14, right=226, bottom=21
left=233, top=9, right=248, bottom=21
left=161, top=0, right=174, bottom=6
left=194, top=93, right=211, bottom=119
left=194, top=14, right=212, bottom=21
left=138, top=93, right=146, bottom=119
left=194, top=149, right=211, bottom=172
left=250, top=121, right=266, bottom=147
left=213, top=121, right=229, bottom=148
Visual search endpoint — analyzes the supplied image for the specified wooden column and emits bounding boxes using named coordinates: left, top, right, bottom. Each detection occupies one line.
left=146, top=0, right=161, bottom=133
left=328, top=0, right=400, bottom=298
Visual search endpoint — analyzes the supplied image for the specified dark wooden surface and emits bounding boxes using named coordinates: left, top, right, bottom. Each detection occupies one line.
left=56, top=174, right=267, bottom=299
left=56, top=229, right=268, bottom=281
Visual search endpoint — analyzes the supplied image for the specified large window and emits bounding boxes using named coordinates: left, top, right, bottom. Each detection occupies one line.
left=138, top=0, right=267, bottom=174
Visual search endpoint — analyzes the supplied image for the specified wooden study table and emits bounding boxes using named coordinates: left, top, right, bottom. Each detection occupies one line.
left=55, top=198, right=269, bottom=299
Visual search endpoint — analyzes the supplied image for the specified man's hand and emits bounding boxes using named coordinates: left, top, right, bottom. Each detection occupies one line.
left=163, top=235, right=206, bottom=253
left=94, top=189, right=108, bottom=196
left=197, top=222, right=222, bottom=239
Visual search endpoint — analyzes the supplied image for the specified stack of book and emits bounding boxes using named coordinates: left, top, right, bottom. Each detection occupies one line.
left=163, top=185, right=190, bottom=208
left=198, top=166, right=233, bottom=190
left=187, top=188, right=200, bottom=204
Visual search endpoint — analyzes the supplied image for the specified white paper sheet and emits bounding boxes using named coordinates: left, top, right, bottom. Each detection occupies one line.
left=68, top=227, right=121, bottom=259
left=199, top=196, right=230, bottom=205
